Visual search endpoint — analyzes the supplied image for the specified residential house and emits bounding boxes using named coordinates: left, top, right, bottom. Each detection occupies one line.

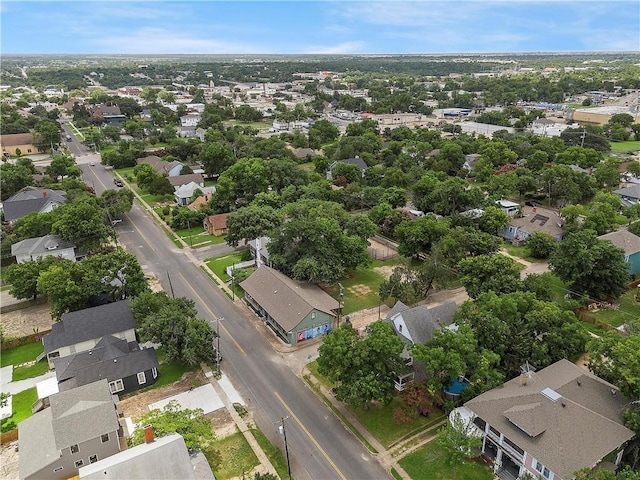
left=291, top=147, right=317, bottom=160
left=598, top=229, right=640, bottom=275
left=137, top=155, right=184, bottom=177
left=168, top=173, right=205, bottom=189
left=240, top=265, right=339, bottom=345
left=42, top=300, right=136, bottom=368
left=53, top=335, right=159, bottom=396
left=0, top=133, right=39, bottom=156
left=496, top=199, right=520, bottom=217
left=248, top=236, right=271, bottom=265
left=87, top=104, right=122, bottom=121
left=386, top=300, right=457, bottom=390
left=179, top=113, right=201, bottom=127
left=500, top=206, right=564, bottom=243
left=462, top=153, right=481, bottom=171
left=178, top=126, right=206, bottom=141
left=530, top=118, right=572, bottom=137
left=326, top=157, right=368, bottom=180
left=460, top=359, right=635, bottom=480
left=79, top=432, right=215, bottom=480
left=203, top=213, right=230, bottom=236
left=2, top=187, right=66, bottom=225
left=11, top=234, right=77, bottom=263
left=614, top=185, right=640, bottom=208
left=18, top=379, right=123, bottom=480
left=174, top=183, right=215, bottom=207
left=188, top=192, right=213, bottom=212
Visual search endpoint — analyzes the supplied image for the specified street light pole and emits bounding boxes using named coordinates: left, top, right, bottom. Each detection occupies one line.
left=279, top=417, right=292, bottom=480
left=338, top=283, right=344, bottom=328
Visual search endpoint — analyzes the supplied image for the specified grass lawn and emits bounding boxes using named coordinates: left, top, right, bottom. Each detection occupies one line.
left=399, top=441, right=494, bottom=480
left=133, top=351, right=198, bottom=393
left=251, top=428, right=290, bottom=480
left=610, top=140, right=640, bottom=153
left=204, top=252, right=249, bottom=282
left=1, top=284, right=11, bottom=291
left=210, top=430, right=259, bottom=479
left=0, top=387, right=37, bottom=433
left=322, top=258, right=404, bottom=315
left=591, top=289, right=640, bottom=327
left=501, top=242, right=548, bottom=264
left=174, top=225, right=227, bottom=248
left=306, top=361, right=444, bottom=449
left=12, top=361, right=50, bottom=382
left=1, top=342, right=44, bottom=367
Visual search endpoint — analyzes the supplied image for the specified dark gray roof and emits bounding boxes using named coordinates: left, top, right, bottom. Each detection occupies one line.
left=332, top=157, right=368, bottom=170
left=3, top=187, right=66, bottom=222
left=387, top=300, right=457, bottom=344
left=614, top=184, right=640, bottom=201
left=11, top=234, right=75, bottom=258
left=240, top=266, right=339, bottom=332
left=465, top=359, right=635, bottom=480
left=19, top=379, right=120, bottom=479
left=168, top=173, right=204, bottom=187
left=598, top=229, right=640, bottom=256
left=43, top=300, right=135, bottom=353
left=54, top=336, right=158, bottom=391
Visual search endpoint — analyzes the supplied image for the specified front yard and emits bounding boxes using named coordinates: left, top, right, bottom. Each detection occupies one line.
left=1, top=387, right=37, bottom=433
left=399, top=441, right=494, bottom=480
left=1, top=342, right=49, bottom=381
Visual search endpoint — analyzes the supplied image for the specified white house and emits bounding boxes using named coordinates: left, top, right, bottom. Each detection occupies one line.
left=11, top=235, right=77, bottom=263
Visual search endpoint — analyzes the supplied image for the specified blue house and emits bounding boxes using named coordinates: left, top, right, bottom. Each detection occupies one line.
left=598, top=229, right=640, bottom=275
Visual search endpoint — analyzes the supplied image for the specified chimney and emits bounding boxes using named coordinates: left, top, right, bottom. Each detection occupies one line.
left=144, top=425, right=155, bottom=443
left=42, top=190, right=48, bottom=198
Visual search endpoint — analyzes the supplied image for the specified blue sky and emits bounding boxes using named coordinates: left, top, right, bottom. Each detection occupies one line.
left=2, top=1, right=639, bottom=54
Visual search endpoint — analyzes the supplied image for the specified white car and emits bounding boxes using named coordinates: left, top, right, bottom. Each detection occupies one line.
left=90, top=161, right=95, bottom=166
left=111, top=219, right=123, bottom=226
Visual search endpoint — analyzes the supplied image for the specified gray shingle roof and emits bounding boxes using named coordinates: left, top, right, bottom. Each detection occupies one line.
left=387, top=300, right=457, bottom=344
left=11, top=234, right=75, bottom=258
left=43, top=300, right=135, bottom=353
left=3, top=187, right=66, bottom=222
left=598, top=229, right=640, bottom=256
left=54, top=336, right=158, bottom=391
left=240, top=266, right=339, bottom=332
left=465, top=359, right=635, bottom=479
left=19, top=380, right=120, bottom=479
left=168, top=173, right=204, bottom=187
left=614, top=184, right=640, bottom=201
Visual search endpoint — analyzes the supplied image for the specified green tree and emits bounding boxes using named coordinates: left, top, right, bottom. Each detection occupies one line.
left=458, top=254, right=521, bottom=299
left=4, top=256, right=59, bottom=300
left=47, top=154, right=80, bottom=179
left=550, top=230, right=629, bottom=300
left=37, top=260, right=91, bottom=319
left=51, top=196, right=110, bottom=251
left=317, top=321, right=405, bottom=410
left=81, top=249, right=149, bottom=300
left=478, top=206, right=509, bottom=234
left=395, top=215, right=451, bottom=258
left=12, top=211, right=56, bottom=240
left=198, top=143, right=235, bottom=178
left=225, top=205, right=281, bottom=247
left=526, top=231, right=557, bottom=259
left=34, top=119, right=61, bottom=150
left=98, top=188, right=134, bottom=219
left=437, top=410, right=482, bottom=476
left=129, top=400, right=216, bottom=452
left=0, top=163, right=33, bottom=200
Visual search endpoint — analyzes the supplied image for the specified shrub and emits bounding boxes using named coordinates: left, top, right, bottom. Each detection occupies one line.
left=526, top=231, right=557, bottom=259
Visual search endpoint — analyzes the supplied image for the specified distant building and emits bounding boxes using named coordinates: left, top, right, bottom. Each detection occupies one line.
left=0, top=133, right=38, bottom=156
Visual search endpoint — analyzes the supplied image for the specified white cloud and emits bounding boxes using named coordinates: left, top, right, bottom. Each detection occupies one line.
left=91, top=27, right=265, bottom=54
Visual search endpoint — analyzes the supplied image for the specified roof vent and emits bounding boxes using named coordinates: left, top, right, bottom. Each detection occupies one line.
left=577, top=380, right=581, bottom=387
left=541, top=387, right=562, bottom=402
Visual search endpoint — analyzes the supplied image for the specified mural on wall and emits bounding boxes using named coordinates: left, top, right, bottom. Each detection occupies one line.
left=296, top=323, right=331, bottom=343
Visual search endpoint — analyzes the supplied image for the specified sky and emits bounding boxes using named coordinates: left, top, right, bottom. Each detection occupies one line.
left=1, top=0, right=639, bottom=55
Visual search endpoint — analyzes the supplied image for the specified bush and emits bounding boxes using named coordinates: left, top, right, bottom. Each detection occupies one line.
left=162, top=206, right=171, bottom=216
left=526, top=232, right=557, bottom=259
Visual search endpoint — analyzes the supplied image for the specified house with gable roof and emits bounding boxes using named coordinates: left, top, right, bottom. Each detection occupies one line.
left=459, top=359, right=634, bottom=480
left=203, top=213, right=229, bottom=236
left=18, top=379, right=123, bottom=480
left=0, top=133, right=39, bottom=156
left=386, top=300, right=458, bottom=390
left=240, top=265, right=339, bottom=345
left=3, top=187, right=66, bottom=225
left=326, top=156, right=368, bottom=180
left=614, top=184, right=640, bottom=208
left=500, top=205, right=564, bottom=243
left=42, top=300, right=136, bottom=368
left=598, top=229, right=640, bottom=275
left=136, top=155, right=184, bottom=177
left=11, top=234, right=77, bottom=263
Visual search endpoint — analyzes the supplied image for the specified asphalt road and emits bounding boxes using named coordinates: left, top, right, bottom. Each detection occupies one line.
left=79, top=155, right=389, bottom=480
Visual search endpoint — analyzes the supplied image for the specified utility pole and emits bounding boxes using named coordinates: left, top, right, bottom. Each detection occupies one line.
left=167, top=271, right=175, bottom=298
left=580, top=129, right=586, bottom=148
left=278, top=417, right=292, bottom=479
left=216, top=317, right=222, bottom=376
left=337, top=283, right=344, bottom=328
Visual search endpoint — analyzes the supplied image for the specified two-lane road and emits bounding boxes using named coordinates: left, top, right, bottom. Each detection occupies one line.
left=81, top=161, right=389, bottom=480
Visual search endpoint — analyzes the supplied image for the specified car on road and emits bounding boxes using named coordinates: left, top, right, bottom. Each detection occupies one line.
left=66, top=134, right=72, bottom=141
left=114, top=178, right=123, bottom=187
left=90, top=161, right=95, bottom=166
left=111, top=218, right=123, bottom=226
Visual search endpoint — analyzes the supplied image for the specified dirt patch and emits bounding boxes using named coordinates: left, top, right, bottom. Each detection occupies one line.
left=209, top=408, right=239, bottom=439
left=348, top=284, right=372, bottom=296
left=1, top=303, right=54, bottom=339
left=374, top=265, right=395, bottom=278
left=119, top=370, right=208, bottom=420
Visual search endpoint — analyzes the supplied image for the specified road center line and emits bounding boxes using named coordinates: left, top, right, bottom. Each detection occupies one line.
left=124, top=209, right=156, bottom=252
left=274, top=391, right=348, bottom=480
left=177, top=272, right=247, bottom=356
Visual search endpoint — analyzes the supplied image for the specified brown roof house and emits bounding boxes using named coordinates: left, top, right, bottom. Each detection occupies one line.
left=203, top=213, right=229, bottom=236
left=500, top=206, right=564, bottom=243
left=240, top=266, right=339, bottom=345
left=0, top=133, right=39, bottom=156
left=457, top=359, right=635, bottom=480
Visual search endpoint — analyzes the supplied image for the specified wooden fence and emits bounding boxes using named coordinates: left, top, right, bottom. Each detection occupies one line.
left=1, top=429, right=18, bottom=445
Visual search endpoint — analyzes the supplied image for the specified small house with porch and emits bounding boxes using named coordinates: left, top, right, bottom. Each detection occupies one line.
left=240, top=266, right=339, bottom=345
left=500, top=206, right=564, bottom=243
left=598, top=229, right=640, bottom=275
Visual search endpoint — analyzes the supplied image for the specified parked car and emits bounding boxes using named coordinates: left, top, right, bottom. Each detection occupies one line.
left=114, top=178, right=123, bottom=187
left=111, top=218, right=123, bottom=226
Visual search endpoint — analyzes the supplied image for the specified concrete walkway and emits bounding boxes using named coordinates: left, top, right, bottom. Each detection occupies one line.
left=1, top=370, right=56, bottom=396
left=201, top=363, right=278, bottom=477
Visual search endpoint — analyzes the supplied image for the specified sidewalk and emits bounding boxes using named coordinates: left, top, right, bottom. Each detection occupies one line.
left=1, top=370, right=55, bottom=396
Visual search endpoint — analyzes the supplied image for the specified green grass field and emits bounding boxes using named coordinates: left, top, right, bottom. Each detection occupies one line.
left=174, top=225, right=227, bottom=248
left=399, top=441, right=494, bottom=480
left=610, top=140, right=640, bottom=153
left=1, top=342, right=44, bottom=368
left=591, top=289, right=640, bottom=327
left=250, top=428, right=290, bottom=480
left=210, top=430, right=259, bottom=479
left=1, top=387, right=37, bottom=433
left=204, top=252, right=249, bottom=281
